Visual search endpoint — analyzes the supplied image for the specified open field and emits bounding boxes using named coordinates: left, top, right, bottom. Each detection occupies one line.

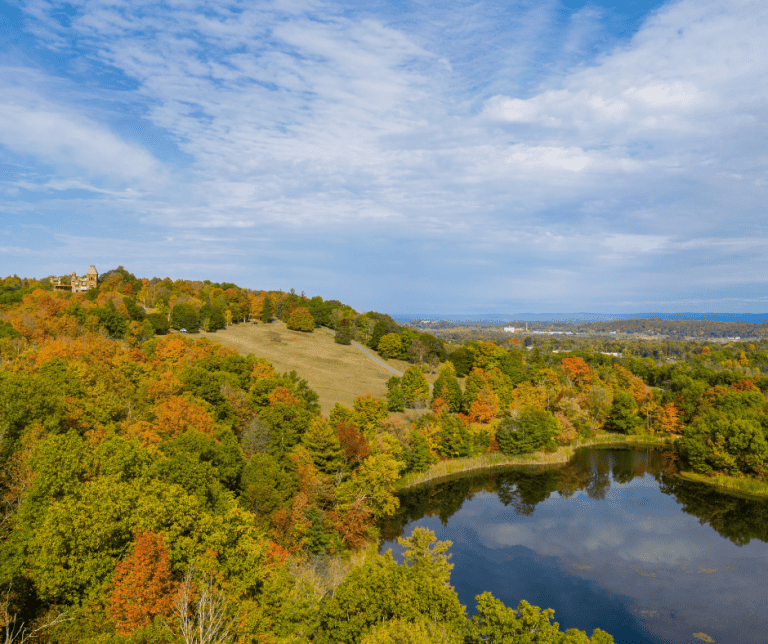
left=195, top=322, right=437, bottom=416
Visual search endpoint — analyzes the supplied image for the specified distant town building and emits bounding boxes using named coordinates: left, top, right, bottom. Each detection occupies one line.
left=49, top=265, right=98, bottom=292
left=503, top=327, right=515, bottom=333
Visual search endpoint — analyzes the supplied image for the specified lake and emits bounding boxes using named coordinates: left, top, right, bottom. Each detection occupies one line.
left=380, top=447, right=768, bottom=644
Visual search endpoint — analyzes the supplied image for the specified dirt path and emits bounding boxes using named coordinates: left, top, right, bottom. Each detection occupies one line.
left=351, top=341, right=403, bottom=376
left=317, top=327, right=403, bottom=376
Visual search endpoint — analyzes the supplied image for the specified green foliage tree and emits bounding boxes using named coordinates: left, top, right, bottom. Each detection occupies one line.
left=335, top=319, right=353, bottom=345
left=401, top=365, right=429, bottom=409
left=260, top=403, right=316, bottom=460
left=361, top=616, right=462, bottom=644
left=239, top=452, right=297, bottom=520
left=498, top=350, right=526, bottom=385
left=369, top=319, right=389, bottom=351
left=497, top=408, right=559, bottom=455
left=605, top=391, right=643, bottom=434
left=93, top=300, right=130, bottom=337
left=170, top=302, right=198, bottom=331
left=302, top=417, right=345, bottom=474
left=199, top=303, right=226, bottom=331
left=386, top=376, right=405, bottom=412
left=0, top=320, right=21, bottom=339
left=447, top=347, right=474, bottom=377
left=317, top=528, right=465, bottom=644
left=122, top=296, right=146, bottom=322
left=179, top=366, right=234, bottom=423
left=467, top=592, right=614, bottom=644
left=261, top=295, right=273, bottom=323
left=431, top=363, right=463, bottom=413
left=146, top=312, right=170, bottom=335
left=378, top=333, right=403, bottom=359
left=667, top=374, right=708, bottom=423
left=438, top=415, right=473, bottom=459
left=406, top=430, right=433, bottom=473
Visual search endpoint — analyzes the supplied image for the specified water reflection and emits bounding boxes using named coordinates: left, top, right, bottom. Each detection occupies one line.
left=381, top=447, right=768, bottom=644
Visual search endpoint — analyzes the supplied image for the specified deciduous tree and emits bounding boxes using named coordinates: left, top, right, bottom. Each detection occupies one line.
left=286, top=307, right=315, bottom=332
left=378, top=333, right=402, bottom=359
left=109, top=532, right=175, bottom=634
left=401, top=366, right=429, bottom=409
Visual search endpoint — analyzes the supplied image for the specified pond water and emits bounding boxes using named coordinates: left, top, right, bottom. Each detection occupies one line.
left=380, top=447, right=768, bottom=644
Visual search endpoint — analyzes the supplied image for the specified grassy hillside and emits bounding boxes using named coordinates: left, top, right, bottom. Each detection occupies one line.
left=196, top=321, right=430, bottom=415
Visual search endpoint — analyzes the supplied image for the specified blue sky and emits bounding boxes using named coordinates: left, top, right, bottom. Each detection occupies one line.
left=1, top=0, right=766, bottom=315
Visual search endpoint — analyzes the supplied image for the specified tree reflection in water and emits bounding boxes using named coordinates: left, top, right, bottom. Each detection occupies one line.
left=381, top=446, right=768, bottom=548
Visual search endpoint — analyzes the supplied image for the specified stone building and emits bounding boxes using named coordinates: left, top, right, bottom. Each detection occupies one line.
left=49, top=265, right=99, bottom=292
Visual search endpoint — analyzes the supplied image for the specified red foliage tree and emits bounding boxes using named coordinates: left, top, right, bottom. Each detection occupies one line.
left=336, top=420, right=371, bottom=465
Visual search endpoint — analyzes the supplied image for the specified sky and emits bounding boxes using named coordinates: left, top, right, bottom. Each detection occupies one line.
left=1, top=0, right=766, bottom=316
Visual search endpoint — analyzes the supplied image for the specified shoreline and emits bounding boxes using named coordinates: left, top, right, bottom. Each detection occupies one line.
left=396, top=433, right=676, bottom=490
left=675, top=470, right=768, bottom=499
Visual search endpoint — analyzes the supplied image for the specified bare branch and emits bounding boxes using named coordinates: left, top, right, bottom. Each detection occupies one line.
left=2, top=586, right=71, bottom=644
left=171, top=567, right=236, bottom=644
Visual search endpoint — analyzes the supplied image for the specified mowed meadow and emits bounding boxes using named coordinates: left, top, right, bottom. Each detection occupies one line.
left=196, top=322, right=435, bottom=415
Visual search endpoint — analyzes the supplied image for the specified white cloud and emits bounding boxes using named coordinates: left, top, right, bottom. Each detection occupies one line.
left=506, top=145, right=591, bottom=172
left=0, top=81, right=163, bottom=185
left=2, top=0, right=768, bottom=310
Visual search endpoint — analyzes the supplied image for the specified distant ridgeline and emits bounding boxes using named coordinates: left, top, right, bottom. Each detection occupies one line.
left=397, top=313, right=768, bottom=339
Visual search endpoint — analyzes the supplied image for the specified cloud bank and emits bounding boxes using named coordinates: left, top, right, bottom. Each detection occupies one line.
left=1, top=0, right=766, bottom=313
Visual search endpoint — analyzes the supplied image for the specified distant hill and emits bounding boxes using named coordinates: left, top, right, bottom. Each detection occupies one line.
left=394, top=312, right=768, bottom=324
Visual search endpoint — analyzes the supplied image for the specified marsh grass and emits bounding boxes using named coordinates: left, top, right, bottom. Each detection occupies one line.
left=676, top=471, right=768, bottom=499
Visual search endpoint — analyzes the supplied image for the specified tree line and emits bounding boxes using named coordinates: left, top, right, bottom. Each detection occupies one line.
left=0, top=271, right=615, bottom=643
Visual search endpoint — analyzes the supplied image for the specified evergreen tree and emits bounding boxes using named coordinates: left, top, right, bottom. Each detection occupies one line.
left=406, top=430, right=432, bottom=473
left=261, top=294, right=273, bottom=323
left=369, top=319, right=388, bottom=351
left=302, top=417, right=345, bottom=474
left=438, top=415, right=472, bottom=459
left=431, top=363, right=463, bottom=413
left=386, top=376, right=405, bottom=412
left=335, top=319, right=353, bottom=345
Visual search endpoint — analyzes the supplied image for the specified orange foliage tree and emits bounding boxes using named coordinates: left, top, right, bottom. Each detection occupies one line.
left=432, top=395, right=448, bottom=417
left=108, top=532, right=175, bottom=634
left=152, top=396, right=218, bottom=440
left=656, top=402, right=682, bottom=434
left=560, top=357, right=592, bottom=386
left=268, top=386, right=300, bottom=407
left=468, top=386, right=500, bottom=423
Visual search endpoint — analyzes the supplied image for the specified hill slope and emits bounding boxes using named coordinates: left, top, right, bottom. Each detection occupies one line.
left=197, top=322, right=418, bottom=415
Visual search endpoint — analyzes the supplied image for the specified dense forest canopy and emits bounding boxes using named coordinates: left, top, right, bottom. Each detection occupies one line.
left=1, top=268, right=767, bottom=643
